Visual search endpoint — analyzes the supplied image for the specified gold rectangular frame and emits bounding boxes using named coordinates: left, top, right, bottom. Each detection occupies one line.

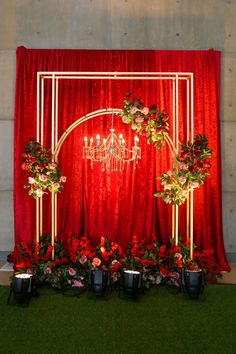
left=36, top=71, right=194, bottom=258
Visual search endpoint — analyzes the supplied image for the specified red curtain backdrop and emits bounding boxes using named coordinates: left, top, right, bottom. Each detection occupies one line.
left=14, top=46, right=229, bottom=271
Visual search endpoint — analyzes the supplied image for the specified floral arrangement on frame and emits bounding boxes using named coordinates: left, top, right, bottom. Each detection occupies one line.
left=22, top=139, right=66, bottom=198
left=117, top=93, right=213, bottom=205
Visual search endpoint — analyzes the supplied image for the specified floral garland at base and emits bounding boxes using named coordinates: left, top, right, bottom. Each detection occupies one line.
left=10, top=235, right=222, bottom=291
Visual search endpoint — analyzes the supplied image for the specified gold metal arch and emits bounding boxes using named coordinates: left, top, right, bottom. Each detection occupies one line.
left=36, top=71, right=194, bottom=259
left=54, top=108, right=123, bottom=161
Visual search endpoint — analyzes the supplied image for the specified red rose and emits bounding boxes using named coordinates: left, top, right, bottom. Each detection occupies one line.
left=21, top=162, right=29, bottom=170
left=100, top=236, right=106, bottom=246
left=14, top=261, right=26, bottom=271
left=177, top=260, right=183, bottom=268
left=160, top=266, right=170, bottom=277
left=28, top=156, right=37, bottom=163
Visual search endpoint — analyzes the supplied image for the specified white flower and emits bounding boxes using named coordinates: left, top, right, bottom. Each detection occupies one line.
left=35, top=189, right=44, bottom=197
left=179, top=176, right=187, bottom=185
left=122, top=115, right=128, bottom=123
left=28, top=177, right=36, bottom=184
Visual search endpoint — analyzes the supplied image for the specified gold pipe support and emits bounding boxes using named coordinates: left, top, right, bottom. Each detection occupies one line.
left=172, top=205, right=175, bottom=239
left=190, top=189, right=194, bottom=259
left=36, top=197, right=40, bottom=243
left=51, top=192, right=55, bottom=260
left=175, top=205, right=179, bottom=246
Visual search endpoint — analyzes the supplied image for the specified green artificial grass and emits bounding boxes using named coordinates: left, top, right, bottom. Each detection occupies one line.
left=0, top=284, right=236, bottom=354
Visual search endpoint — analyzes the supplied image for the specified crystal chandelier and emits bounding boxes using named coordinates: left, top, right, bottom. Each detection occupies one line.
left=83, top=113, right=141, bottom=171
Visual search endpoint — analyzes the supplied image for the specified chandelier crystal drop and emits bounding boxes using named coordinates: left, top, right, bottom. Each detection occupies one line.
left=83, top=114, right=141, bottom=171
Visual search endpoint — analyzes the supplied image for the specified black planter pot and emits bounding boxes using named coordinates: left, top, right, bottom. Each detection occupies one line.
left=183, top=269, right=204, bottom=299
left=11, top=273, right=34, bottom=304
left=89, top=269, right=110, bottom=297
left=121, top=270, right=142, bottom=299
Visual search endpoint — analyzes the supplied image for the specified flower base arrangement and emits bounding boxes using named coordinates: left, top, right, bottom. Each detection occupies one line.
left=10, top=234, right=222, bottom=298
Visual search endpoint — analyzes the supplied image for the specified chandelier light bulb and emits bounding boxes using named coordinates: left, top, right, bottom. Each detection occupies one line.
left=96, top=134, right=101, bottom=146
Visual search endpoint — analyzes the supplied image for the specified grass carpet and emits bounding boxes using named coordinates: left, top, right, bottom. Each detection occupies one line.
left=0, top=284, right=236, bottom=354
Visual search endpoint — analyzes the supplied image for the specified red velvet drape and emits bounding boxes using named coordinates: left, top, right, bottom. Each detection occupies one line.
left=14, top=47, right=229, bottom=271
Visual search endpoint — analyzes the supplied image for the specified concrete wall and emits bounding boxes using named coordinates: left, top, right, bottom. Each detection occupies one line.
left=0, top=0, right=235, bottom=259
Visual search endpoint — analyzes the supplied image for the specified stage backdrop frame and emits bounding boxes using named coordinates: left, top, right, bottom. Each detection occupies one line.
left=36, top=71, right=194, bottom=258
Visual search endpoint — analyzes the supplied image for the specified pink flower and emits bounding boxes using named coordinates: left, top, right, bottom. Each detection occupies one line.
left=167, top=170, right=173, bottom=177
left=171, top=271, right=180, bottom=281
left=44, top=267, right=52, bottom=274
left=135, top=117, right=144, bottom=123
left=130, top=106, right=138, bottom=114
left=39, top=174, right=48, bottom=182
left=68, top=267, right=76, bottom=276
left=179, top=176, right=186, bottom=185
left=28, top=177, right=36, bottom=184
left=179, top=163, right=186, bottom=170
left=79, top=255, right=87, bottom=264
left=175, top=252, right=183, bottom=260
left=141, top=107, right=149, bottom=115
left=60, top=176, right=67, bottom=183
left=73, top=279, right=84, bottom=288
left=92, top=257, right=101, bottom=267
